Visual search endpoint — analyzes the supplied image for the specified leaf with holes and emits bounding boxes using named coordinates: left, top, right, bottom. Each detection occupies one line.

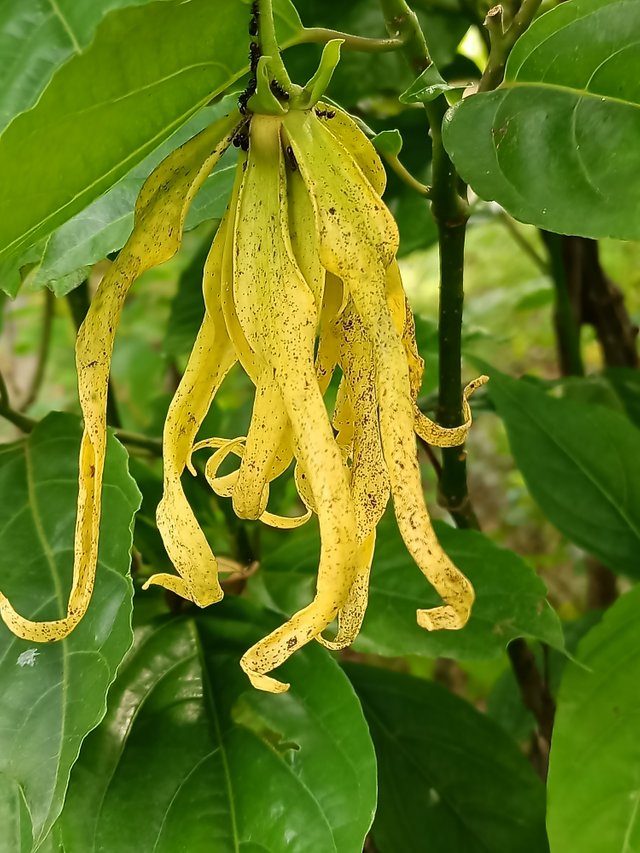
left=443, top=0, right=640, bottom=239
left=59, top=599, right=377, bottom=853
left=0, top=413, right=139, bottom=852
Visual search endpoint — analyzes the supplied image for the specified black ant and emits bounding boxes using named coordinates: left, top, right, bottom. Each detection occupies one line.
left=315, top=108, right=336, bottom=119
left=285, top=145, right=298, bottom=171
left=232, top=126, right=250, bottom=151
left=249, top=41, right=260, bottom=75
left=249, top=1, right=259, bottom=36
left=239, top=35, right=261, bottom=114
left=270, top=79, right=290, bottom=101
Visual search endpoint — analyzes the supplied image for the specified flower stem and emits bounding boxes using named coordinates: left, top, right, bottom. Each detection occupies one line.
left=299, top=27, right=405, bottom=53
left=384, top=153, right=431, bottom=198
left=257, top=0, right=292, bottom=91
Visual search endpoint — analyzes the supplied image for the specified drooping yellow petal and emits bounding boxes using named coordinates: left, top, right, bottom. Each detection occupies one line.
left=286, top=108, right=475, bottom=632
left=233, top=370, right=290, bottom=520
left=196, top=435, right=311, bottom=530
left=0, top=111, right=240, bottom=641
left=286, top=158, right=325, bottom=310
left=315, top=272, right=343, bottom=392
left=319, top=302, right=389, bottom=649
left=233, top=114, right=357, bottom=692
left=197, top=436, right=245, bottom=498
left=233, top=141, right=329, bottom=521
left=318, top=104, right=387, bottom=197
left=391, top=260, right=489, bottom=447
left=148, top=217, right=237, bottom=606
left=318, top=531, right=376, bottom=651
left=415, top=376, right=489, bottom=448
left=220, top=156, right=263, bottom=386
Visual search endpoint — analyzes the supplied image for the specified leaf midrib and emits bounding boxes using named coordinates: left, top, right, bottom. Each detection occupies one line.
left=504, top=79, right=640, bottom=111
left=498, top=383, right=640, bottom=545
left=24, top=439, right=69, bottom=844
left=46, top=0, right=81, bottom=54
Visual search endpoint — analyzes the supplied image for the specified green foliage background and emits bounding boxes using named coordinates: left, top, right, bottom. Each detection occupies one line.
left=1, top=1, right=639, bottom=851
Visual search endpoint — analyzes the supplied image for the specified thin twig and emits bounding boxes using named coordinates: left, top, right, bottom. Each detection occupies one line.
left=384, top=153, right=432, bottom=198
left=0, top=386, right=163, bottom=456
left=114, top=429, right=162, bottom=455
left=21, top=288, right=55, bottom=411
left=299, top=27, right=405, bottom=53
left=0, top=373, right=37, bottom=433
left=499, top=213, right=548, bottom=275
left=478, top=0, right=543, bottom=92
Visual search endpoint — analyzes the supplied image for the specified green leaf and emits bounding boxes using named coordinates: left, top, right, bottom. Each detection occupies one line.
left=372, top=129, right=403, bottom=157
left=0, top=0, right=175, bottom=133
left=443, top=0, right=640, bottom=240
left=400, top=64, right=464, bottom=104
left=485, top=365, right=640, bottom=577
left=253, top=515, right=564, bottom=660
left=29, top=103, right=236, bottom=294
left=547, top=585, right=640, bottom=852
left=0, top=413, right=140, bottom=851
left=164, top=231, right=211, bottom=359
left=0, top=0, right=302, bottom=265
left=346, top=663, right=549, bottom=853
left=60, top=599, right=376, bottom=853
left=605, top=367, right=640, bottom=429
left=392, top=188, right=438, bottom=257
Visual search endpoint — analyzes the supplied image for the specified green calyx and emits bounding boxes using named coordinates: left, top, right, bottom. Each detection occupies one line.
left=248, top=40, right=344, bottom=117
left=293, top=39, right=343, bottom=110
left=247, top=56, right=289, bottom=115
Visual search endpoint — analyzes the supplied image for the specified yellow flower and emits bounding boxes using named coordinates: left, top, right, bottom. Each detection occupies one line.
left=0, top=70, right=486, bottom=693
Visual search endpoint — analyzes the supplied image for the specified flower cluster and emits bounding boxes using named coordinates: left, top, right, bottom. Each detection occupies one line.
left=0, top=77, right=485, bottom=692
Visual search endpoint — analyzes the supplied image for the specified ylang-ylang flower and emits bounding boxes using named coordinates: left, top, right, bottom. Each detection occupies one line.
left=0, top=41, right=486, bottom=693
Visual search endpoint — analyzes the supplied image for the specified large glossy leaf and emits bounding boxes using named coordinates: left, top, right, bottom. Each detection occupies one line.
left=605, top=367, right=640, bottom=430
left=30, top=104, right=236, bottom=295
left=0, top=0, right=302, bottom=265
left=547, top=585, right=640, bottom=852
left=486, top=366, right=640, bottom=577
left=60, top=599, right=376, bottom=853
left=346, top=663, right=549, bottom=853
left=252, top=515, right=564, bottom=660
left=0, top=0, right=175, bottom=133
left=0, top=413, right=140, bottom=852
left=443, top=0, right=640, bottom=240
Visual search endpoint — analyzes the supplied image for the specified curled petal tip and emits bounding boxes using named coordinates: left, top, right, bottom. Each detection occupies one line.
left=416, top=603, right=471, bottom=632
left=241, top=660, right=290, bottom=694
left=465, top=374, right=489, bottom=396
left=142, top=573, right=223, bottom=607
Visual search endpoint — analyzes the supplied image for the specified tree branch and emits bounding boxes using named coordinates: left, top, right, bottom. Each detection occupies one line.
left=479, top=0, right=543, bottom=92
left=0, top=373, right=37, bottom=433
left=379, top=0, right=554, bottom=765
